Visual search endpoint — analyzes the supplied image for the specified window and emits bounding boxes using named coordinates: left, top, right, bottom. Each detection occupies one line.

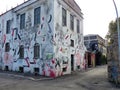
left=90, top=36, right=97, bottom=39
left=77, top=19, right=80, bottom=33
left=84, top=37, right=88, bottom=40
left=20, top=13, right=25, bottom=29
left=70, top=39, right=74, bottom=47
left=70, top=14, right=74, bottom=30
left=5, top=43, right=10, bottom=52
left=34, top=7, right=41, bottom=25
left=6, top=20, right=11, bottom=34
left=34, top=43, right=40, bottom=59
left=62, top=8, right=67, bottom=26
left=19, top=45, right=24, bottom=59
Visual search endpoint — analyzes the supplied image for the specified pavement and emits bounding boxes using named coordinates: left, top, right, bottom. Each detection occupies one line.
left=0, top=69, right=54, bottom=81
left=0, top=67, right=93, bottom=81
left=0, top=65, right=120, bottom=90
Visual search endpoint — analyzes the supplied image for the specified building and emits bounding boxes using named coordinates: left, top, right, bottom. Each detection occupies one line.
left=0, top=0, right=86, bottom=77
left=84, top=34, right=106, bottom=56
left=84, top=34, right=107, bottom=65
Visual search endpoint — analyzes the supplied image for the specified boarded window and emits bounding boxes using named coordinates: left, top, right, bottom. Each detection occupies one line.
left=34, top=7, right=41, bottom=25
left=62, top=8, right=67, bottom=26
left=70, top=39, right=74, bottom=47
left=20, top=13, right=25, bottom=29
left=5, top=43, right=10, bottom=52
left=19, top=45, right=24, bottom=59
left=6, top=20, right=11, bottom=34
left=34, top=43, right=40, bottom=59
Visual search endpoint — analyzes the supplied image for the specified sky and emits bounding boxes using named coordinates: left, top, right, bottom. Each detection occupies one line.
left=0, top=0, right=120, bottom=38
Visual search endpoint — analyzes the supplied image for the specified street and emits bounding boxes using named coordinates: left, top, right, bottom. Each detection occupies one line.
left=0, top=65, right=119, bottom=90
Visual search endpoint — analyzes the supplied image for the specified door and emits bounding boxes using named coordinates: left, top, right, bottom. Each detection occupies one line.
left=71, top=54, right=74, bottom=71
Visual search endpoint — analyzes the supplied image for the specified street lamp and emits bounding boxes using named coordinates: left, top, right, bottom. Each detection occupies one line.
left=113, top=0, right=120, bottom=65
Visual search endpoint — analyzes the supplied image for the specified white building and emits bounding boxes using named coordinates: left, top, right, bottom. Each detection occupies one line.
left=0, top=0, right=86, bottom=77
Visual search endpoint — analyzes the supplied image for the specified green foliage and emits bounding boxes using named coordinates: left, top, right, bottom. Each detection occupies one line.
left=106, top=18, right=120, bottom=45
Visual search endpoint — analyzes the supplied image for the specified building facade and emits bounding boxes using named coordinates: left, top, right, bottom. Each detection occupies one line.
left=84, top=34, right=107, bottom=56
left=0, top=0, right=86, bottom=77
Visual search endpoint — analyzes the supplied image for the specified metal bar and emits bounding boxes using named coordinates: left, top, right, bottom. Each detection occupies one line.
left=113, top=0, right=120, bottom=65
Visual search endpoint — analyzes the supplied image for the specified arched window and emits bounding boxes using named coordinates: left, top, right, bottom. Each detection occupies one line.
left=34, top=43, right=40, bottom=59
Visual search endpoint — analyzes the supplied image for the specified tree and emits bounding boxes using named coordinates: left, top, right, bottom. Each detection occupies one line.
left=106, top=18, right=120, bottom=45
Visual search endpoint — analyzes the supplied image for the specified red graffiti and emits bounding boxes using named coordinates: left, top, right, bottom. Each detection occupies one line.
left=60, top=47, right=62, bottom=51
left=49, top=69, right=56, bottom=78
left=65, top=35, right=69, bottom=39
left=52, top=60, right=55, bottom=64
left=25, top=57, right=30, bottom=67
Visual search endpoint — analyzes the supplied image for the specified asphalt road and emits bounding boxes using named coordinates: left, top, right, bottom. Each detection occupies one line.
left=0, top=65, right=119, bottom=90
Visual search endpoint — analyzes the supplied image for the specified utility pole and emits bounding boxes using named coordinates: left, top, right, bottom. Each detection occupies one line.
left=113, top=0, right=120, bottom=66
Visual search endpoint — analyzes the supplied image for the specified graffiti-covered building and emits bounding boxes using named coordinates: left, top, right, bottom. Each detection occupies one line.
left=0, top=0, right=86, bottom=77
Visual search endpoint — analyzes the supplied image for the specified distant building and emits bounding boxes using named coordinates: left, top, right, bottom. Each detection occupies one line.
left=84, top=34, right=107, bottom=56
left=0, top=0, right=86, bottom=77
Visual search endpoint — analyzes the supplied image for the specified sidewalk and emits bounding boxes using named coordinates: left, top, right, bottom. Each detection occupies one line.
left=0, top=66, right=96, bottom=81
left=0, top=70, right=53, bottom=81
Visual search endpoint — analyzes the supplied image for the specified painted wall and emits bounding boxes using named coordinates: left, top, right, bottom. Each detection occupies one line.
left=53, top=0, right=86, bottom=75
left=0, top=0, right=86, bottom=77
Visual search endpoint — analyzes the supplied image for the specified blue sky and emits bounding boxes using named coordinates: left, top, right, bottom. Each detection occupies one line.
left=0, top=0, right=120, bottom=38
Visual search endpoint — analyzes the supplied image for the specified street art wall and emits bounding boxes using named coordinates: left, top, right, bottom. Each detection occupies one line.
left=0, top=0, right=86, bottom=77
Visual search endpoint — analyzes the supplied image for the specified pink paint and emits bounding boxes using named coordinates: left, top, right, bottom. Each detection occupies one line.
left=43, top=70, right=45, bottom=76
left=38, top=30, right=40, bottom=34
left=33, top=59, right=36, bottom=64
left=4, top=53, right=9, bottom=64
left=42, top=17, right=44, bottom=21
left=49, top=69, right=56, bottom=78
left=65, top=35, right=69, bottom=39
left=25, top=57, right=30, bottom=67
left=60, top=47, right=62, bottom=51
left=75, top=53, right=81, bottom=65
left=3, top=34, right=6, bottom=43
left=12, top=30, right=14, bottom=36
left=52, top=60, right=55, bottom=64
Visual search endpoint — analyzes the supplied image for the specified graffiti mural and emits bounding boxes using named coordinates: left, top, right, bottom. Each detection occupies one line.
left=0, top=0, right=85, bottom=77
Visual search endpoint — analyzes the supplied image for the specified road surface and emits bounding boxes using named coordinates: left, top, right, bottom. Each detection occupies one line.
left=0, top=65, right=119, bottom=90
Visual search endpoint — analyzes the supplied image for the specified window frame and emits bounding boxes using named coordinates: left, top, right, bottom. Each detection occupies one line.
left=62, top=8, right=67, bottom=26
left=34, top=7, right=41, bottom=26
left=70, top=14, right=74, bottom=31
left=77, top=19, right=80, bottom=33
left=19, top=45, right=24, bottom=59
left=70, top=39, right=74, bottom=47
left=6, top=20, right=11, bottom=34
left=20, top=13, right=25, bottom=29
left=34, top=43, right=40, bottom=59
left=5, top=43, right=10, bottom=52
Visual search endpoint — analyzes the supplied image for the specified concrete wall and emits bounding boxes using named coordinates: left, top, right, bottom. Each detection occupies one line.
left=0, top=0, right=86, bottom=77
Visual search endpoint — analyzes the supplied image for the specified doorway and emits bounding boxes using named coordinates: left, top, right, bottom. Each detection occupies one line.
left=71, top=54, right=74, bottom=71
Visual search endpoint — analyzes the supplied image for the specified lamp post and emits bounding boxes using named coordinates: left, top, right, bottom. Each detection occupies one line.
left=113, top=0, right=120, bottom=66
